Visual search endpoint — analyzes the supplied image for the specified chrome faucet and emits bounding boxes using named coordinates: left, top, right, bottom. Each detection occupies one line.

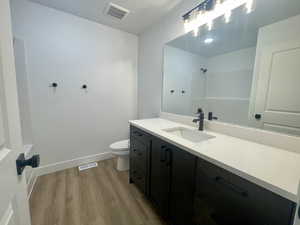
left=193, top=108, right=205, bottom=131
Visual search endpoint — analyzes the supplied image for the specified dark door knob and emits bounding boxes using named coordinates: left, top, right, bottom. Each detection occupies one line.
left=255, top=114, right=262, bottom=120
left=16, top=153, right=40, bottom=175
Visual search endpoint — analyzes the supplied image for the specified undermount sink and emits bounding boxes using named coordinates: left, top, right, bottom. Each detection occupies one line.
left=163, top=127, right=215, bottom=143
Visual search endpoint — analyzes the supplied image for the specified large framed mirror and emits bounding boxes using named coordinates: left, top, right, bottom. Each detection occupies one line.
left=162, top=0, right=300, bottom=136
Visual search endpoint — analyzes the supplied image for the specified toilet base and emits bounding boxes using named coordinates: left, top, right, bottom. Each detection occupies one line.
left=116, top=155, right=129, bottom=171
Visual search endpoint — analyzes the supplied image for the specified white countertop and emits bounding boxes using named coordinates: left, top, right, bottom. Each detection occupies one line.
left=129, top=118, right=300, bottom=203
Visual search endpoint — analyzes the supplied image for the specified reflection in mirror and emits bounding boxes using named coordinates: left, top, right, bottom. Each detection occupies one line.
left=162, top=0, right=300, bottom=136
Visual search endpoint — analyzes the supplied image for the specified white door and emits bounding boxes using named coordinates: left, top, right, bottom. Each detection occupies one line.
left=0, top=0, right=32, bottom=225
left=254, top=40, right=300, bottom=136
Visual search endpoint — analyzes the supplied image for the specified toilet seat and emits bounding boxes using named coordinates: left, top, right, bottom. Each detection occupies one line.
left=110, top=139, right=130, bottom=171
left=112, top=150, right=129, bottom=156
left=110, top=139, right=129, bottom=151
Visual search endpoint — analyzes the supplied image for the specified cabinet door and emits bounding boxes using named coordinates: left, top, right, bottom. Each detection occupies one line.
left=149, top=137, right=171, bottom=218
left=129, top=126, right=151, bottom=195
left=130, top=138, right=147, bottom=194
left=195, top=158, right=296, bottom=225
left=169, top=147, right=197, bottom=225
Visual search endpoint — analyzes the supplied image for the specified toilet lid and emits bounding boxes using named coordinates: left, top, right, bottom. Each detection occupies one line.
left=110, top=139, right=129, bottom=151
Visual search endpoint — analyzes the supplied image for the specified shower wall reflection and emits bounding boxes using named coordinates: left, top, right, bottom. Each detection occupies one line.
left=163, top=45, right=256, bottom=126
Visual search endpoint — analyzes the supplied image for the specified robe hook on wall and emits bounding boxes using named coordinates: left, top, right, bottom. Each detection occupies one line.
left=49, top=82, right=58, bottom=88
left=201, top=68, right=208, bottom=74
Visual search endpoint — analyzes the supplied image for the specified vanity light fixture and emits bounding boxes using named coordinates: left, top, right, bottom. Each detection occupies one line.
left=204, top=38, right=214, bottom=44
left=183, top=0, right=254, bottom=36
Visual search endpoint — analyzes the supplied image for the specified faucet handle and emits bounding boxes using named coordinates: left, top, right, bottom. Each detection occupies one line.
left=196, top=108, right=203, bottom=114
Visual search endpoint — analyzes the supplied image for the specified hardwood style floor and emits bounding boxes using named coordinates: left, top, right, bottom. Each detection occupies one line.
left=30, top=159, right=166, bottom=225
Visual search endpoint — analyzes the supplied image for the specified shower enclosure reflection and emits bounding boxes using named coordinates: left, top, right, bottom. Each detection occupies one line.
left=163, top=44, right=256, bottom=127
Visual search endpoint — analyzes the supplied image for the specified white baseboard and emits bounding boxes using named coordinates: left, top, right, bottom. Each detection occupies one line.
left=36, top=152, right=113, bottom=177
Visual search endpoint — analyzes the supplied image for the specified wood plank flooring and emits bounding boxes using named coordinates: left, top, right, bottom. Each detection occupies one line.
left=30, top=159, right=166, bottom=225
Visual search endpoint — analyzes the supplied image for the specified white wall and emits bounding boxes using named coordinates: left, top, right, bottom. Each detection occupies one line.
left=11, top=0, right=138, bottom=166
left=163, top=45, right=207, bottom=116
left=138, top=0, right=204, bottom=118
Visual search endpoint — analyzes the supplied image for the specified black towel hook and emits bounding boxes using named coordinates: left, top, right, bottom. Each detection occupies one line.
left=49, top=82, right=58, bottom=88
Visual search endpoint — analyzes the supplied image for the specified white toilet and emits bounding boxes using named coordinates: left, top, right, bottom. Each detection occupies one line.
left=110, top=139, right=130, bottom=171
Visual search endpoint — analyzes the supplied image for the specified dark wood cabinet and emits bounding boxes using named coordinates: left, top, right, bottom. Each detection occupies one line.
left=129, top=126, right=151, bottom=195
left=149, top=137, right=172, bottom=218
left=169, top=146, right=197, bottom=225
left=129, top=125, right=296, bottom=225
left=149, top=137, right=197, bottom=224
left=194, top=158, right=296, bottom=225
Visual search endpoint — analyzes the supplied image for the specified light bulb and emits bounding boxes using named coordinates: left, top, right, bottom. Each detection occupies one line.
left=246, top=0, right=254, bottom=13
left=215, top=0, right=222, bottom=9
left=207, top=20, right=213, bottom=31
left=184, top=19, right=191, bottom=33
left=224, top=10, right=232, bottom=23
left=193, top=27, right=199, bottom=37
left=204, top=38, right=214, bottom=44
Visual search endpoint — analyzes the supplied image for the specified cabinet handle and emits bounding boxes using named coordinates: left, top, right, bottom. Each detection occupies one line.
left=160, top=146, right=167, bottom=162
left=133, top=131, right=143, bottom=137
left=215, top=176, right=248, bottom=197
left=166, top=148, right=172, bottom=166
left=160, top=151, right=166, bottom=162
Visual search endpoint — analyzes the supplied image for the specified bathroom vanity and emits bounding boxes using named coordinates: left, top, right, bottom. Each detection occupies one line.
left=129, top=118, right=299, bottom=225
left=129, top=0, right=300, bottom=224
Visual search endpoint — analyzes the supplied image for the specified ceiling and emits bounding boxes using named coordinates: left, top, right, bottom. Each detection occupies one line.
left=168, top=0, right=300, bottom=57
left=29, top=0, right=184, bottom=34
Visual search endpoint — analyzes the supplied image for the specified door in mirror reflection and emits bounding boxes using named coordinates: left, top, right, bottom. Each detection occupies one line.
left=254, top=41, right=300, bottom=136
